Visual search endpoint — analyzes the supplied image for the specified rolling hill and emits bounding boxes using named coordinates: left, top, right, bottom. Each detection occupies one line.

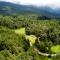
left=0, top=1, right=60, bottom=17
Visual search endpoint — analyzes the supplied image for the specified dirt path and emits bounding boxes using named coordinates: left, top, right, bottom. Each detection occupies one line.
left=34, top=48, right=57, bottom=57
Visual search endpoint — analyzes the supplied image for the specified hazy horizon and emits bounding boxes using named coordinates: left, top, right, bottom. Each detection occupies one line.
left=0, top=0, right=60, bottom=8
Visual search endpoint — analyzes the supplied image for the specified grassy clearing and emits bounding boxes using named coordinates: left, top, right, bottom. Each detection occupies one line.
left=14, top=28, right=26, bottom=35
left=25, top=35, right=36, bottom=44
left=14, top=28, right=36, bottom=44
left=51, top=45, right=60, bottom=53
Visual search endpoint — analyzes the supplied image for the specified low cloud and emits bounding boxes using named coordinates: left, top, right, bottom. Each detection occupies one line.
left=1, top=0, right=60, bottom=8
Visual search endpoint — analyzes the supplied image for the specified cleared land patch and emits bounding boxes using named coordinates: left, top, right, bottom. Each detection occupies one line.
left=51, top=45, right=60, bottom=53
left=14, top=28, right=36, bottom=44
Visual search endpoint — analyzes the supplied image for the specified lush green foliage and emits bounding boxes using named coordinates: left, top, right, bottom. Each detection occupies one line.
left=0, top=15, right=60, bottom=60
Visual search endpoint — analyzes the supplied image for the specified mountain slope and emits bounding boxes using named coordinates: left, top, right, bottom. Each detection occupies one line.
left=0, top=1, right=60, bottom=17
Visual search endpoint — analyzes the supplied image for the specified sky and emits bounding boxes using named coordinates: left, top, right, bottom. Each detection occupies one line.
left=1, top=0, right=60, bottom=8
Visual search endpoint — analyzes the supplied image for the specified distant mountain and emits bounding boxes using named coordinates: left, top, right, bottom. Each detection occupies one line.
left=0, top=1, right=60, bottom=17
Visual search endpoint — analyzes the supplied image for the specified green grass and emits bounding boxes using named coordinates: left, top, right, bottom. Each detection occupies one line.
left=25, top=35, right=36, bottom=44
left=14, top=28, right=26, bottom=35
left=14, top=28, right=36, bottom=44
left=51, top=45, right=60, bottom=53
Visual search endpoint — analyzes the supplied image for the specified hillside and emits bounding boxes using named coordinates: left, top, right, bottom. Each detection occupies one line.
left=0, top=1, right=60, bottom=18
left=0, top=15, right=60, bottom=60
left=0, top=1, right=60, bottom=60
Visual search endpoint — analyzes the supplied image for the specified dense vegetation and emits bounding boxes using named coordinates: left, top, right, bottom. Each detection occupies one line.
left=0, top=14, right=60, bottom=60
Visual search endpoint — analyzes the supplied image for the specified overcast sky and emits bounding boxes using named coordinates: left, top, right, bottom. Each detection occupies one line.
left=1, top=0, right=60, bottom=8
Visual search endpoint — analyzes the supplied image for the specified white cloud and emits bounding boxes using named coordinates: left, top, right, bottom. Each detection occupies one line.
left=1, top=0, right=60, bottom=8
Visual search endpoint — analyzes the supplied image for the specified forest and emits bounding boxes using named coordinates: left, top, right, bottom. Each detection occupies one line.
left=0, top=14, right=60, bottom=60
